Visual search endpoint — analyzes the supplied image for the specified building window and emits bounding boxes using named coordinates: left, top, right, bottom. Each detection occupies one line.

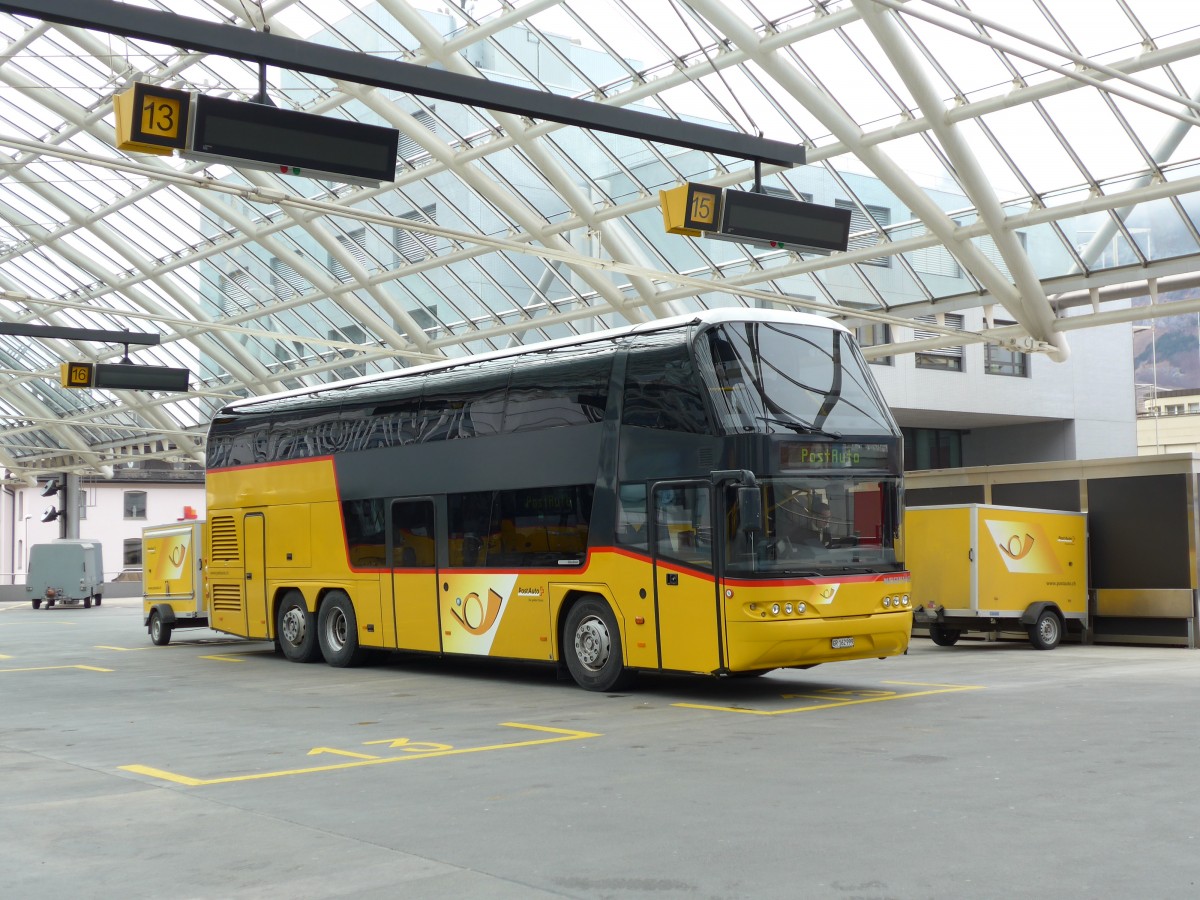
left=123, top=538, right=142, bottom=569
left=985, top=321, right=1029, bottom=377
left=124, top=490, right=147, bottom=520
left=854, top=322, right=893, bottom=366
left=914, top=313, right=965, bottom=371
left=78, top=489, right=87, bottom=520
left=836, top=200, right=891, bottom=267
left=903, top=428, right=962, bottom=471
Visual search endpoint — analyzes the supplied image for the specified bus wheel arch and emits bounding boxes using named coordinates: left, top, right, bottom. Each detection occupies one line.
left=560, top=593, right=636, bottom=692
left=317, top=589, right=367, bottom=667
left=275, top=588, right=321, bottom=663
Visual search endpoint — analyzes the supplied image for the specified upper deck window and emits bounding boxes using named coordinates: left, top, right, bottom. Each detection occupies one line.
left=701, top=322, right=895, bottom=438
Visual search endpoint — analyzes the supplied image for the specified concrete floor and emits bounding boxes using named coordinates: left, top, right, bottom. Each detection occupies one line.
left=3, top=595, right=1199, bottom=900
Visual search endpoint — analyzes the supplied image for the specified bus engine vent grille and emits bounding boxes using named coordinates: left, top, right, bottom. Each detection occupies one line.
left=209, top=516, right=240, bottom=563
left=210, top=583, right=242, bottom=613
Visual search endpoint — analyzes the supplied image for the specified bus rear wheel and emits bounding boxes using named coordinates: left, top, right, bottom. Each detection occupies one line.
left=277, top=590, right=321, bottom=663
left=318, top=591, right=366, bottom=667
left=563, top=596, right=634, bottom=692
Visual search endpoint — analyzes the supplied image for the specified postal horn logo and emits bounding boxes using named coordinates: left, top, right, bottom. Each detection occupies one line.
left=450, top=587, right=504, bottom=635
left=984, top=520, right=1062, bottom=575
left=999, top=533, right=1036, bottom=561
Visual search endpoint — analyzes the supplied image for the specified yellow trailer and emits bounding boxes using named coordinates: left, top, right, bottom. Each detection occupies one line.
left=906, top=504, right=1087, bottom=650
left=142, top=520, right=206, bottom=646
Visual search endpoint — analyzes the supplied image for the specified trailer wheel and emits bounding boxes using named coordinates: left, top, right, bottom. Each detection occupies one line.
left=277, top=590, right=321, bottom=663
left=83, top=596, right=92, bottom=609
left=563, top=596, right=635, bottom=692
left=94, top=595, right=102, bottom=607
left=32, top=598, right=41, bottom=610
left=928, top=624, right=961, bottom=647
left=317, top=591, right=366, bottom=667
left=149, top=610, right=172, bottom=646
left=1028, top=609, right=1062, bottom=650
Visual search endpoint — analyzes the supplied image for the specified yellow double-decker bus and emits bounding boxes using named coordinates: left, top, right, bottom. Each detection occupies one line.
left=202, top=308, right=912, bottom=690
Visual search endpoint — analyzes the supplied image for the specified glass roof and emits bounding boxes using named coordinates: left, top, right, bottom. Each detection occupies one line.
left=0, top=0, right=1197, bottom=480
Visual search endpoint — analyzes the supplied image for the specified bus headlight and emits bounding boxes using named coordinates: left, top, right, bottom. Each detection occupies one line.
left=784, top=603, right=793, bottom=615
left=771, top=603, right=781, bottom=616
left=882, top=596, right=892, bottom=608
left=902, top=595, right=911, bottom=606
left=796, top=602, right=806, bottom=614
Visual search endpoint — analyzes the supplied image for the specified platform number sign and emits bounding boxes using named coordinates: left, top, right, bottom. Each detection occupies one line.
left=113, top=83, right=192, bottom=154
left=683, top=183, right=723, bottom=232
left=140, top=94, right=183, bottom=142
left=61, top=362, right=94, bottom=389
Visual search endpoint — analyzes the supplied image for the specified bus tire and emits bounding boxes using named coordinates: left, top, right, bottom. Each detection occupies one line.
left=318, top=591, right=366, bottom=667
left=32, top=598, right=41, bottom=610
left=1028, top=609, right=1062, bottom=651
left=563, top=596, right=635, bottom=692
left=277, top=590, right=321, bottom=663
left=928, top=624, right=960, bottom=647
left=149, top=610, right=172, bottom=646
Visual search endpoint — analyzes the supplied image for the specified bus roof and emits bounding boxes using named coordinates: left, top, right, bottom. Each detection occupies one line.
left=223, top=307, right=850, bottom=414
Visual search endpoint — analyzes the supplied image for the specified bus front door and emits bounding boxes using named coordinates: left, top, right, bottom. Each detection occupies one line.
left=652, top=482, right=722, bottom=674
left=389, top=498, right=441, bottom=652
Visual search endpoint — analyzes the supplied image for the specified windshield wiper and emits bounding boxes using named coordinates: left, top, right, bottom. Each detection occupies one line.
left=756, top=415, right=842, bottom=440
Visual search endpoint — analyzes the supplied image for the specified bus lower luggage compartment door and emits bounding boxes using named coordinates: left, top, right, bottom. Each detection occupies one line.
left=243, top=513, right=269, bottom=638
left=653, top=482, right=721, bottom=674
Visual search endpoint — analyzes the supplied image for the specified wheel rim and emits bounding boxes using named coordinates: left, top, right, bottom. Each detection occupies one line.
left=1039, top=616, right=1059, bottom=644
left=574, top=614, right=612, bottom=672
left=325, top=607, right=348, bottom=653
left=150, top=616, right=161, bottom=639
left=281, top=605, right=307, bottom=646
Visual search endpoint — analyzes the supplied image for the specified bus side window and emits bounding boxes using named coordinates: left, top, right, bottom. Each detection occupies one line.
left=392, top=499, right=435, bottom=568
left=654, top=486, right=712, bottom=569
left=616, top=483, right=648, bottom=550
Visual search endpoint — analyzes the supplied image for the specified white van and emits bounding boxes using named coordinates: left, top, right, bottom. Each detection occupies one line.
left=27, top=540, right=105, bottom=609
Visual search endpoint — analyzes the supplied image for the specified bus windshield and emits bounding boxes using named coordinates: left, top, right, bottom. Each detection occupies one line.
left=702, top=322, right=895, bottom=437
left=725, top=475, right=901, bottom=576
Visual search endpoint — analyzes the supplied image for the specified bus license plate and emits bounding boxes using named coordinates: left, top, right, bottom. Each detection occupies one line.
left=831, top=637, right=855, bottom=649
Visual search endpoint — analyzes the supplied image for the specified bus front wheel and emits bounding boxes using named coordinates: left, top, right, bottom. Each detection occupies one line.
left=563, top=597, right=634, bottom=692
left=277, top=591, right=321, bottom=663
left=318, top=591, right=366, bottom=667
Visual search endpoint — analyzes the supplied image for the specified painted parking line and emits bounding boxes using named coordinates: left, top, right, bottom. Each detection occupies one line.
left=672, top=680, right=984, bottom=716
left=120, top=722, right=602, bottom=787
left=199, top=654, right=246, bottom=662
left=0, top=664, right=114, bottom=673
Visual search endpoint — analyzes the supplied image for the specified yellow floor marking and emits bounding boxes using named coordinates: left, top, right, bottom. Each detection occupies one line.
left=96, top=645, right=152, bottom=652
left=121, top=723, right=601, bottom=787
left=199, top=654, right=246, bottom=662
left=673, top=682, right=984, bottom=715
left=307, top=748, right=380, bottom=760
left=0, top=653, right=10, bottom=659
left=363, top=738, right=454, bottom=751
left=0, top=664, right=113, bottom=674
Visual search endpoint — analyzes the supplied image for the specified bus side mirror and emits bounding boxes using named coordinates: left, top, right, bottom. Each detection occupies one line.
left=738, top=486, right=762, bottom=534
